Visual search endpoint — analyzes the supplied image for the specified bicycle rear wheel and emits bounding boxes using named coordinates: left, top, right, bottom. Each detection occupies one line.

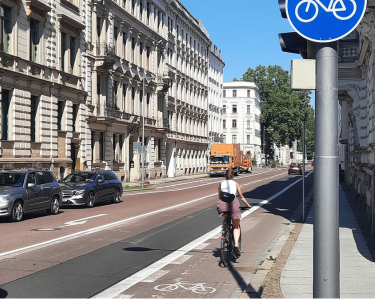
left=236, top=227, right=242, bottom=259
left=221, top=232, right=230, bottom=267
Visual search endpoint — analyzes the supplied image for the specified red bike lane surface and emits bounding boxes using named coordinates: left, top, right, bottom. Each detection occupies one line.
left=0, top=169, right=291, bottom=288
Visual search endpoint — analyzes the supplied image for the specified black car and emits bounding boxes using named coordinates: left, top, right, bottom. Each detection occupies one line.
left=60, top=171, right=123, bottom=208
left=0, top=169, right=62, bottom=222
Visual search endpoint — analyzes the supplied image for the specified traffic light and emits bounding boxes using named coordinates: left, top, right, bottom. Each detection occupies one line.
left=278, top=0, right=308, bottom=58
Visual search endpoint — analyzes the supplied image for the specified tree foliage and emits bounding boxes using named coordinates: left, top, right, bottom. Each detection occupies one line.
left=240, top=65, right=314, bottom=159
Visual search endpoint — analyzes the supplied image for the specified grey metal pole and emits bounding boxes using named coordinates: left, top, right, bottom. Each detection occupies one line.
left=372, top=167, right=375, bottom=237
left=263, top=125, right=265, bottom=166
left=313, top=43, right=340, bottom=298
left=302, top=120, right=305, bottom=222
left=142, top=78, right=145, bottom=189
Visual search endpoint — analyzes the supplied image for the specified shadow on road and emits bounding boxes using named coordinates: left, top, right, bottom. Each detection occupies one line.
left=0, top=288, right=8, bottom=298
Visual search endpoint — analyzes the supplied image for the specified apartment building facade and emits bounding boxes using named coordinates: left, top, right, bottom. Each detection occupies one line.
left=337, top=10, right=375, bottom=215
left=163, top=1, right=211, bottom=178
left=0, top=0, right=88, bottom=180
left=208, top=43, right=225, bottom=145
left=0, top=0, right=217, bottom=181
left=222, top=81, right=262, bottom=163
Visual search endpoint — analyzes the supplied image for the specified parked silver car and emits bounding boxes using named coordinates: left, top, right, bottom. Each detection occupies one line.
left=0, top=169, right=62, bottom=222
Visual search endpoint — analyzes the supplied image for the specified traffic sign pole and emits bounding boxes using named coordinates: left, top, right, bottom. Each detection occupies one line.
left=313, top=42, right=340, bottom=298
left=279, top=1, right=367, bottom=298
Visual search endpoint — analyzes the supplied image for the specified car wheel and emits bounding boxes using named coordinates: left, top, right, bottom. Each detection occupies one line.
left=11, top=201, right=24, bottom=222
left=86, top=192, right=95, bottom=208
left=47, top=196, right=60, bottom=215
left=112, top=189, right=121, bottom=203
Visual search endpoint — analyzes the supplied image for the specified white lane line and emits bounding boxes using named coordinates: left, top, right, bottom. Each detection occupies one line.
left=125, top=170, right=282, bottom=196
left=0, top=170, right=302, bottom=260
left=154, top=170, right=275, bottom=190
left=91, top=172, right=311, bottom=299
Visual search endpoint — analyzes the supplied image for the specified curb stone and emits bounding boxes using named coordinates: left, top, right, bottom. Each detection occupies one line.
left=239, top=186, right=314, bottom=298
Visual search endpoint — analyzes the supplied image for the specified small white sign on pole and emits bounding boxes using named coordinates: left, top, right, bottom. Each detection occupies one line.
left=291, top=59, right=316, bottom=91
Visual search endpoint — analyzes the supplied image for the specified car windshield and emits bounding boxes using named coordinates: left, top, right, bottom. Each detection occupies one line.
left=62, top=172, right=96, bottom=183
left=210, top=156, right=230, bottom=164
left=0, top=173, right=25, bottom=187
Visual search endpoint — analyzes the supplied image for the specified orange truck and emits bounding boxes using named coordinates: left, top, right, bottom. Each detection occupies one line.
left=209, top=144, right=242, bottom=177
left=240, top=151, right=252, bottom=173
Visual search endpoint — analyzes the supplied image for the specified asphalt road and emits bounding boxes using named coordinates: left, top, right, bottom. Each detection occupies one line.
left=0, top=167, right=314, bottom=298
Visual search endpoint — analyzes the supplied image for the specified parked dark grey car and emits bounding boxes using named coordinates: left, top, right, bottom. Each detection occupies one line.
left=0, top=169, right=62, bottom=222
left=60, top=171, right=123, bottom=208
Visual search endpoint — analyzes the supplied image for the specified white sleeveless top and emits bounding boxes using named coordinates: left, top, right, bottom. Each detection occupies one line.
left=221, top=180, right=237, bottom=195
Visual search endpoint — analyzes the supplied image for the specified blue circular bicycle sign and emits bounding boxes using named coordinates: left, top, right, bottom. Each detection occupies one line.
left=286, top=0, right=367, bottom=42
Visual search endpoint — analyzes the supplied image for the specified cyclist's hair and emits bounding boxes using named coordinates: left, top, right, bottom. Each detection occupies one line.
left=225, top=168, right=234, bottom=180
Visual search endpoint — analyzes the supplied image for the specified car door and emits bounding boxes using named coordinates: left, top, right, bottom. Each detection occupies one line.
left=36, top=171, right=51, bottom=208
left=24, top=172, right=44, bottom=211
left=95, top=172, right=107, bottom=201
left=44, top=171, right=59, bottom=202
left=104, top=172, right=116, bottom=200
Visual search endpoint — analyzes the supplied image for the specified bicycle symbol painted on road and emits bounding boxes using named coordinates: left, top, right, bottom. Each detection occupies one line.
left=154, top=280, right=216, bottom=294
left=295, top=0, right=356, bottom=22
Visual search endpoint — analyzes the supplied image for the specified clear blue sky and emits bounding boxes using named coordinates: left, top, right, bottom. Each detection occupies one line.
left=183, top=0, right=315, bottom=108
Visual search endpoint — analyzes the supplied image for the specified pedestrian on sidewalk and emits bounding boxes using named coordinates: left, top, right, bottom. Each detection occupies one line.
left=217, top=168, right=251, bottom=257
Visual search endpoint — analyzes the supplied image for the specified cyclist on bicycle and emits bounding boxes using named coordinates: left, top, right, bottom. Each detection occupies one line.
left=217, top=168, right=251, bottom=257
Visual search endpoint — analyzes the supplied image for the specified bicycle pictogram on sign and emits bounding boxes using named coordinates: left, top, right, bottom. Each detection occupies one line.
left=295, top=0, right=357, bottom=22
left=286, top=0, right=367, bottom=42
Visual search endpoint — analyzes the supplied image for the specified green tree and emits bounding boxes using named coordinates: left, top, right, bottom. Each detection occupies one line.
left=240, top=65, right=313, bottom=159
left=297, top=106, right=315, bottom=160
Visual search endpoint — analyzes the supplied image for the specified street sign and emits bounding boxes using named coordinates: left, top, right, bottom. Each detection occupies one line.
left=133, top=142, right=142, bottom=155
left=286, top=0, right=367, bottom=43
left=133, top=142, right=150, bottom=154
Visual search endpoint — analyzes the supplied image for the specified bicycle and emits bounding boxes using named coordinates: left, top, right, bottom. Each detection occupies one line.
left=295, top=0, right=356, bottom=23
left=220, top=210, right=242, bottom=267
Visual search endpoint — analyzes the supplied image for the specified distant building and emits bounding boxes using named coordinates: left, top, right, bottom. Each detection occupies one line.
left=274, top=141, right=302, bottom=166
left=222, top=81, right=262, bottom=164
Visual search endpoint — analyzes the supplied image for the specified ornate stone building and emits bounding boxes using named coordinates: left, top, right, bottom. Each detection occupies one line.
left=0, top=0, right=88, bottom=179
left=0, top=0, right=219, bottom=181
left=163, top=1, right=211, bottom=178
left=338, top=2, right=375, bottom=219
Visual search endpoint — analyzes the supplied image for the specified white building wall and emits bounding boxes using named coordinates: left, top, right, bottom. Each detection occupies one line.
left=222, top=81, right=262, bottom=163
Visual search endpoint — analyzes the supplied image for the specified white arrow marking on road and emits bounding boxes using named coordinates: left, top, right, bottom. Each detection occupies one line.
left=57, top=214, right=107, bottom=228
